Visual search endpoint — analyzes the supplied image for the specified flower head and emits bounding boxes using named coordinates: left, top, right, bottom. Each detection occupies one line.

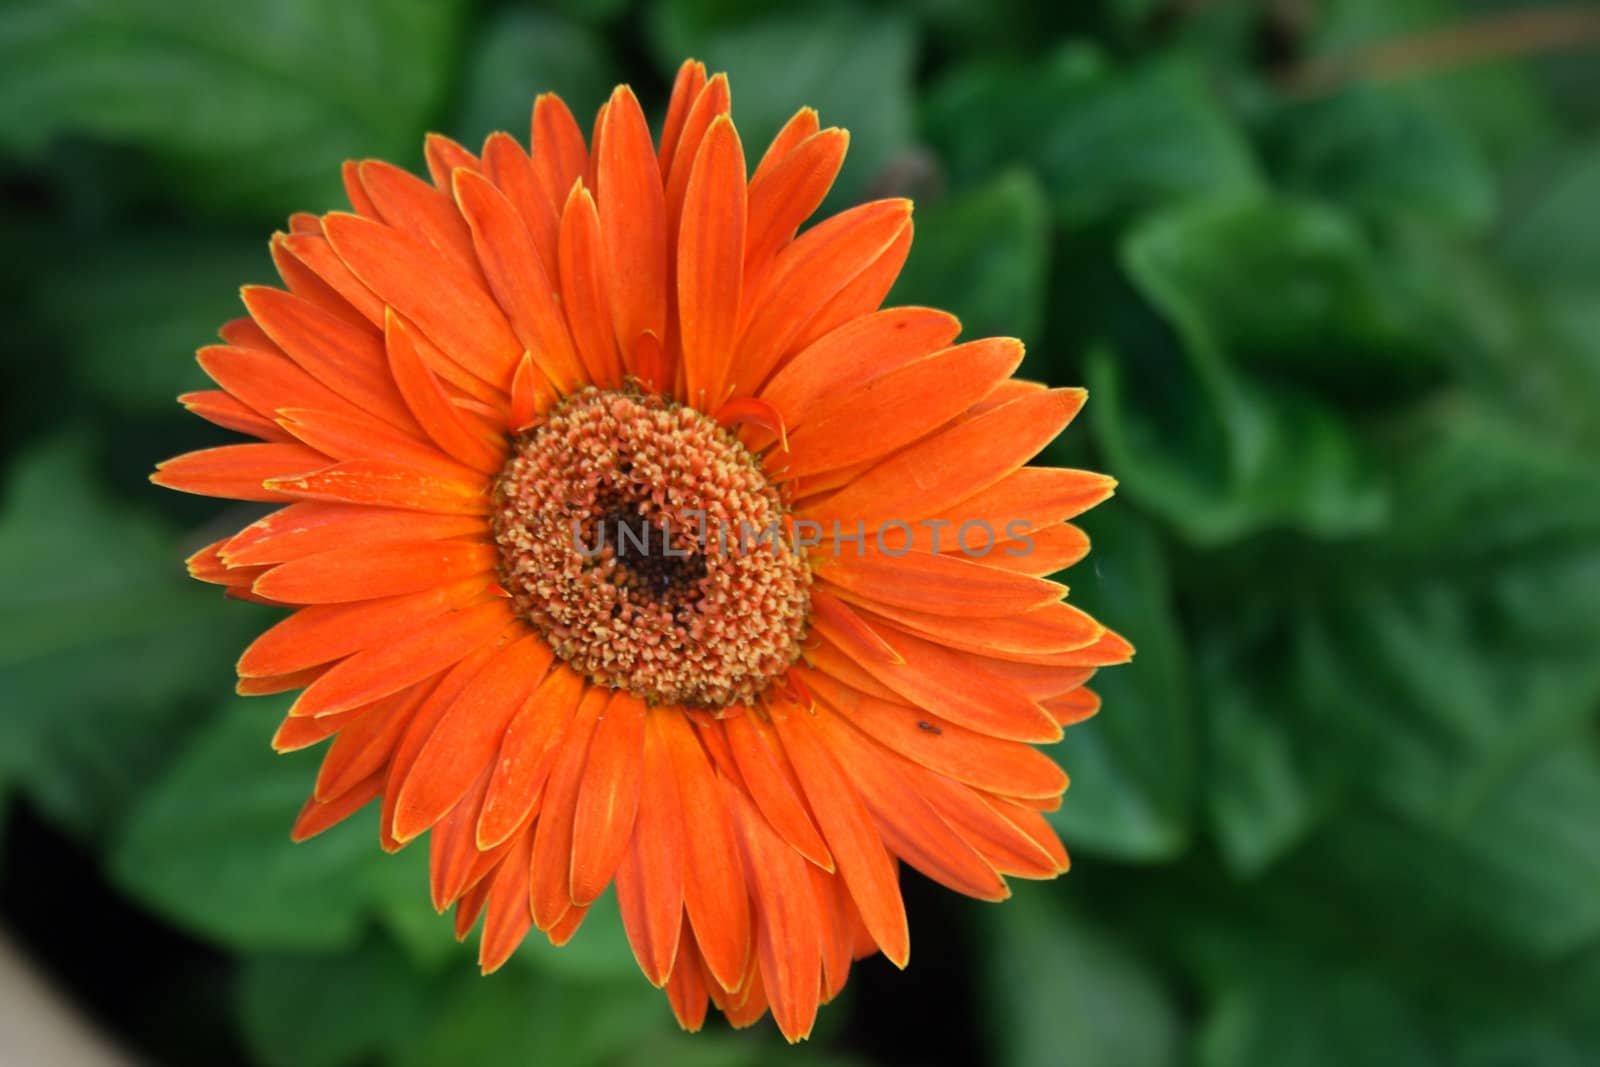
left=153, top=59, right=1131, bottom=1041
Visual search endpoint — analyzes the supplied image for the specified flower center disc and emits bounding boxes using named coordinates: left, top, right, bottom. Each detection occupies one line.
left=493, top=387, right=811, bottom=709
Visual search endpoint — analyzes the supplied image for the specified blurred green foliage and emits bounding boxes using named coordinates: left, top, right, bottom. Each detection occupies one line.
left=2, top=0, right=1598, bottom=1064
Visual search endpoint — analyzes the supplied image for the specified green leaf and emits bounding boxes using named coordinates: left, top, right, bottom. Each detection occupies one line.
left=1307, top=0, right=1555, bottom=165
left=238, top=934, right=771, bottom=1067
left=924, top=45, right=1261, bottom=226
left=450, top=9, right=618, bottom=149
left=0, top=0, right=469, bottom=216
left=1087, top=345, right=1386, bottom=547
left=26, top=229, right=274, bottom=413
left=536, top=0, right=633, bottom=25
left=1122, top=195, right=1442, bottom=395
left=1297, top=746, right=1600, bottom=962
left=1200, top=619, right=1342, bottom=878
left=889, top=170, right=1052, bottom=347
left=0, top=434, right=261, bottom=840
left=1499, top=138, right=1600, bottom=286
left=659, top=8, right=917, bottom=207
left=1388, top=226, right=1600, bottom=453
left=390, top=965, right=672, bottom=1067
left=1047, top=508, right=1193, bottom=862
left=508, top=887, right=643, bottom=984
left=981, top=886, right=1184, bottom=1067
left=1264, top=88, right=1495, bottom=234
left=1295, top=405, right=1600, bottom=823
left=1091, top=196, right=1411, bottom=545
left=111, top=697, right=428, bottom=951
left=237, top=937, right=436, bottom=1067
left=1194, top=940, right=1440, bottom=1067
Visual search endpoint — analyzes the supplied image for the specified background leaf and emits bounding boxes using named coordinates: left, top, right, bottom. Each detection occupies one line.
left=890, top=170, right=1052, bottom=349
left=0, top=0, right=469, bottom=216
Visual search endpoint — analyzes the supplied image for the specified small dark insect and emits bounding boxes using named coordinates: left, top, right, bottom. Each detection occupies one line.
left=916, top=721, right=942, bottom=735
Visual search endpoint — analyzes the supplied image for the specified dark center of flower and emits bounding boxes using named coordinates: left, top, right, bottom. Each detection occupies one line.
left=492, top=386, right=811, bottom=709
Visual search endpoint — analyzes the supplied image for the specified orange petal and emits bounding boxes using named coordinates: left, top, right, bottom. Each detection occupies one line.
left=152, top=442, right=326, bottom=502
left=240, top=577, right=491, bottom=676
left=728, top=780, right=823, bottom=1043
left=569, top=690, right=647, bottom=906
left=809, top=589, right=903, bottom=665
left=244, top=664, right=329, bottom=699
left=976, top=522, right=1093, bottom=576
left=341, top=160, right=380, bottom=218
left=393, top=634, right=555, bottom=843
left=810, top=864, right=858, bottom=1003
left=315, top=682, right=433, bottom=801
left=221, top=502, right=483, bottom=566
left=252, top=540, right=496, bottom=604
left=277, top=231, right=387, bottom=327
left=745, top=127, right=848, bottom=287
left=850, top=599, right=1105, bottom=659
left=178, top=389, right=290, bottom=442
left=478, top=664, right=586, bottom=849
left=264, top=459, right=490, bottom=514
left=656, top=711, right=751, bottom=992
left=663, top=74, right=732, bottom=244
left=455, top=877, right=492, bottom=941
left=424, top=133, right=480, bottom=192
left=972, top=659, right=1097, bottom=700
left=615, top=713, right=686, bottom=986
left=531, top=93, right=589, bottom=218
left=197, top=344, right=365, bottom=426
left=323, top=211, right=522, bottom=392
left=379, top=644, right=500, bottom=850
left=757, top=307, right=961, bottom=431
left=732, top=199, right=912, bottom=397
left=804, top=389, right=1089, bottom=531
left=269, top=232, right=370, bottom=330
left=786, top=222, right=915, bottom=360
left=453, top=168, right=587, bottom=393
left=1044, top=686, right=1101, bottom=726
left=909, top=470, right=1115, bottom=554
left=991, top=627, right=1135, bottom=669
left=272, top=709, right=346, bottom=752
left=478, top=826, right=536, bottom=973
left=678, top=115, right=746, bottom=406
left=817, top=548, right=1064, bottom=617
left=291, top=771, right=382, bottom=841
left=219, top=315, right=281, bottom=353
left=658, top=59, right=708, bottom=175
left=723, top=711, right=833, bottom=870
left=427, top=767, right=499, bottom=909
left=664, top=917, right=710, bottom=1032
left=808, top=671, right=1068, bottom=799
left=558, top=181, right=624, bottom=389
left=773, top=338, right=1024, bottom=480
left=187, top=537, right=260, bottom=588
left=529, top=685, right=608, bottom=931
left=769, top=700, right=909, bottom=968
left=808, top=609, right=1060, bottom=744
left=751, top=107, right=821, bottom=185
left=990, top=798, right=1070, bottom=873
left=289, top=601, right=516, bottom=719
left=249, top=274, right=449, bottom=437
left=596, top=86, right=668, bottom=367
left=275, top=407, right=477, bottom=481
left=383, top=311, right=509, bottom=473
left=356, top=159, right=483, bottom=279
left=482, top=131, right=559, bottom=280
left=908, top=769, right=1064, bottom=879
left=815, top=706, right=1008, bottom=901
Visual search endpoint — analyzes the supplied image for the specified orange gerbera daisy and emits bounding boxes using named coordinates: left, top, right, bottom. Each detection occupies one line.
left=153, top=60, right=1131, bottom=1041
